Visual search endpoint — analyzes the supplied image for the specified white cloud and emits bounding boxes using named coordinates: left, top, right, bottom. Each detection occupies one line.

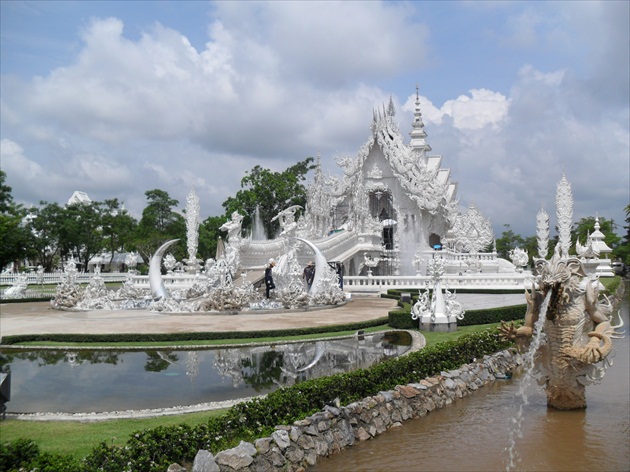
left=412, top=63, right=628, bottom=235
left=1, top=138, right=44, bottom=180
left=0, top=1, right=627, bottom=238
left=404, top=89, right=510, bottom=130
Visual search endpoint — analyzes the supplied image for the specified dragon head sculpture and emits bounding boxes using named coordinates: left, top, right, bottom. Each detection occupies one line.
left=534, top=247, right=586, bottom=323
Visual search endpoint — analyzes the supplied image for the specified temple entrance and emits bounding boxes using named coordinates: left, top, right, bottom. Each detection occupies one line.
left=429, top=233, right=442, bottom=250
left=382, top=227, right=394, bottom=250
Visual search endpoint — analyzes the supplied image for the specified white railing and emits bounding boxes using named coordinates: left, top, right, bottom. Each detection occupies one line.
left=343, top=273, right=532, bottom=292
left=129, top=274, right=207, bottom=289
left=0, top=272, right=129, bottom=286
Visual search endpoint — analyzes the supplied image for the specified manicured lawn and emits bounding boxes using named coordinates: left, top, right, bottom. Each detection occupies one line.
left=0, top=410, right=225, bottom=460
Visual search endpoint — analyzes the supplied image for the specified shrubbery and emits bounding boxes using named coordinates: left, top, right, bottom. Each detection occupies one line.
left=457, top=304, right=526, bottom=326
left=388, top=307, right=419, bottom=329
left=385, top=291, right=526, bottom=329
left=0, top=438, right=81, bottom=472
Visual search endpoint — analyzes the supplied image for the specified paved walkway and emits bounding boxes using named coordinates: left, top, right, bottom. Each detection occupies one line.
left=0, top=293, right=525, bottom=338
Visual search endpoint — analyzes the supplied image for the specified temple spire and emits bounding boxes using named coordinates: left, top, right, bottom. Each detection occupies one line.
left=409, top=84, right=431, bottom=156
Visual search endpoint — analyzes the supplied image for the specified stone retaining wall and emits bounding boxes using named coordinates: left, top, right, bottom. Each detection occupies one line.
left=172, top=348, right=521, bottom=472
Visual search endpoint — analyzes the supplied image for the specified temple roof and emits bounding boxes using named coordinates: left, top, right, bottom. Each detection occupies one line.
left=67, top=191, right=92, bottom=206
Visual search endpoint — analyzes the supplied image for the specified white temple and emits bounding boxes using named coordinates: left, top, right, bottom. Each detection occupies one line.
left=235, top=88, right=512, bottom=287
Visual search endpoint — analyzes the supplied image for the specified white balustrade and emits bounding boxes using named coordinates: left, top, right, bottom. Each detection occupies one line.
left=343, top=273, right=531, bottom=292
left=0, top=272, right=128, bottom=287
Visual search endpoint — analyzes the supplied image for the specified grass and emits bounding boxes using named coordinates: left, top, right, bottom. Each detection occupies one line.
left=599, top=275, right=622, bottom=294
left=0, top=410, right=225, bottom=460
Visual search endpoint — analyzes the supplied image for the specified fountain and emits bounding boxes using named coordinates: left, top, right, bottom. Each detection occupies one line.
left=251, top=205, right=266, bottom=241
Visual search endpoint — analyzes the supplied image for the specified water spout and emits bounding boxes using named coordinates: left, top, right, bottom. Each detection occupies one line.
left=252, top=206, right=267, bottom=241
left=506, top=290, right=551, bottom=471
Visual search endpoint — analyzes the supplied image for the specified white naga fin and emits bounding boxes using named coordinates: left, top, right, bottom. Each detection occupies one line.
left=149, top=239, right=179, bottom=301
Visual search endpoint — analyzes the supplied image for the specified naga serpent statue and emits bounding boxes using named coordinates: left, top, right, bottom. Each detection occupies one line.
left=501, top=248, right=623, bottom=410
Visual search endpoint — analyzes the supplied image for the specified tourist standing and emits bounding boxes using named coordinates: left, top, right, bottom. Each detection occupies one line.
left=336, top=262, right=344, bottom=289
left=303, top=261, right=315, bottom=291
left=265, top=259, right=276, bottom=298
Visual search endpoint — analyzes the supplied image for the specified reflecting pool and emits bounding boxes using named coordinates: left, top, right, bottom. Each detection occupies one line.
left=0, top=331, right=411, bottom=413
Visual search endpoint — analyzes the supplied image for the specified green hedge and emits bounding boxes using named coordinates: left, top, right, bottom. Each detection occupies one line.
left=387, top=301, right=526, bottom=329
left=0, top=297, right=53, bottom=304
left=2, top=328, right=513, bottom=472
left=457, top=305, right=526, bottom=326
left=385, top=288, right=524, bottom=296
left=2, top=318, right=396, bottom=345
left=0, top=318, right=389, bottom=345
left=385, top=289, right=527, bottom=329
left=388, top=306, right=419, bottom=329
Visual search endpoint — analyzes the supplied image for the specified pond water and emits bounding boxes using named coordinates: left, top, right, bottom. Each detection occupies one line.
left=0, top=331, right=411, bottom=414
left=312, top=283, right=630, bottom=472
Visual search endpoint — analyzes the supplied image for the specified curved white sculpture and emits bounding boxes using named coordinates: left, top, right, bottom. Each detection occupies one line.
left=295, top=237, right=329, bottom=295
left=149, top=239, right=179, bottom=301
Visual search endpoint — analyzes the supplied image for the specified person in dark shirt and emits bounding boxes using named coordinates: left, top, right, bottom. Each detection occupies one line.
left=303, top=261, right=315, bottom=291
left=265, top=259, right=276, bottom=298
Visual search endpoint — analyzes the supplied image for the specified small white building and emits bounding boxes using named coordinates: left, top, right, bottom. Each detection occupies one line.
left=67, top=191, right=92, bottom=206
left=589, top=217, right=615, bottom=277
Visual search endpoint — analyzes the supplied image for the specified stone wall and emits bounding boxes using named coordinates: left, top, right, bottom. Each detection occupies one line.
left=172, top=348, right=520, bottom=472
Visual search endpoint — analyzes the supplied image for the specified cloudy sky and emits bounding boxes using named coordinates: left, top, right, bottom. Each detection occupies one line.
left=1, top=1, right=628, bottom=238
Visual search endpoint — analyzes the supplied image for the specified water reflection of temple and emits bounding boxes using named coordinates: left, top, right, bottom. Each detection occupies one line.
left=212, top=334, right=408, bottom=390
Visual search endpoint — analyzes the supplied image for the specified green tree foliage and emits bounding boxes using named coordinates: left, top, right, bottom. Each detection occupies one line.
left=613, top=205, right=630, bottom=265
left=571, top=216, right=620, bottom=253
left=522, top=235, right=538, bottom=265
left=494, top=224, right=526, bottom=260
left=221, top=158, right=316, bottom=239
left=101, top=198, right=138, bottom=265
left=58, top=201, right=105, bottom=270
left=0, top=170, right=34, bottom=271
left=25, top=201, right=65, bottom=272
left=135, top=189, right=186, bottom=261
left=198, top=215, right=225, bottom=260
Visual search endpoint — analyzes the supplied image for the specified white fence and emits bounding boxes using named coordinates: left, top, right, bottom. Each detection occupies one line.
left=1, top=271, right=531, bottom=301
left=0, top=272, right=129, bottom=287
left=343, top=273, right=532, bottom=292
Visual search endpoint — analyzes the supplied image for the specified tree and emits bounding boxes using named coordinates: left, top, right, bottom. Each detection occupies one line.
left=522, top=235, right=538, bottom=266
left=613, top=204, right=630, bottom=265
left=222, top=158, right=316, bottom=238
left=571, top=216, right=620, bottom=253
left=495, top=224, right=526, bottom=261
left=25, top=202, right=65, bottom=272
left=135, top=189, right=186, bottom=261
left=0, top=170, right=34, bottom=270
left=101, top=198, right=137, bottom=267
left=198, top=215, right=225, bottom=261
left=58, top=201, right=105, bottom=270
